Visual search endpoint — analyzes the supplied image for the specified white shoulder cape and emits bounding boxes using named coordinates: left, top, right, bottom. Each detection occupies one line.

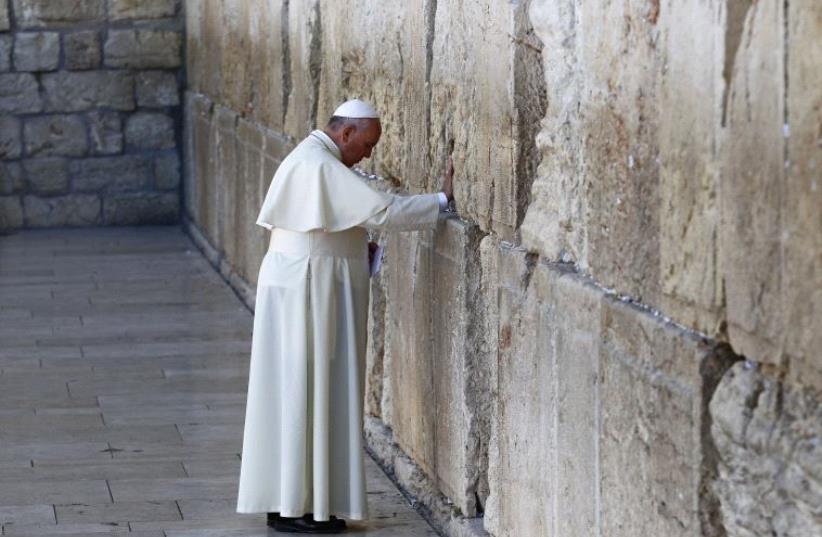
left=256, top=131, right=393, bottom=232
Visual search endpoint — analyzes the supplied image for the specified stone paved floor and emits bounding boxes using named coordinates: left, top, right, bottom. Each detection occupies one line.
left=0, top=227, right=438, bottom=537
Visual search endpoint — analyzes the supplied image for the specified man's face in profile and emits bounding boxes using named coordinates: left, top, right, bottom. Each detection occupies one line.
left=337, top=119, right=382, bottom=167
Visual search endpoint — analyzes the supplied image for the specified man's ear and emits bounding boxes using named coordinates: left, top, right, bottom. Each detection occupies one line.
left=341, top=124, right=357, bottom=143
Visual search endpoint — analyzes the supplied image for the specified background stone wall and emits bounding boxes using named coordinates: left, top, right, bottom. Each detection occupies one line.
left=0, top=0, right=184, bottom=231
left=182, top=1, right=821, bottom=536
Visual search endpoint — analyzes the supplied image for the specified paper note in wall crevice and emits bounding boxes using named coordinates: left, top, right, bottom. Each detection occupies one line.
left=369, top=244, right=384, bottom=277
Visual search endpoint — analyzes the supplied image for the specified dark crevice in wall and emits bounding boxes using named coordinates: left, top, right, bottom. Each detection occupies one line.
left=307, top=1, right=322, bottom=130
left=721, top=0, right=754, bottom=127
left=699, top=343, right=741, bottom=537
left=423, top=0, right=437, bottom=174
left=280, top=0, right=291, bottom=126
left=513, top=0, right=548, bottom=232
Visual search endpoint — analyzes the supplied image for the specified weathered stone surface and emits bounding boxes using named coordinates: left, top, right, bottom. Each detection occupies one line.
left=0, top=114, right=21, bottom=159
left=23, top=194, right=101, bottom=227
left=11, top=0, right=105, bottom=28
left=42, top=71, right=135, bottom=112
left=154, top=152, right=180, bottom=190
left=70, top=155, right=152, bottom=193
left=0, top=34, right=11, bottom=71
left=13, top=31, right=60, bottom=71
left=0, top=0, right=9, bottom=30
left=125, top=112, right=175, bottom=150
left=23, top=158, right=69, bottom=195
left=104, top=29, right=182, bottom=69
left=0, top=73, right=42, bottom=113
left=710, top=362, right=822, bottom=536
left=102, top=192, right=179, bottom=225
left=108, top=0, right=177, bottom=20
left=720, top=0, right=785, bottom=365
left=136, top=71, right=180, bottom=107
left=23, top=115, right=88, bottom=157
left=64, top=30, right=101, bottom=70
left=87, top=110, right=123, bottom=155
left=0, top=161, right=24, bottom=194
left=0, top=195, right=23, bottom=229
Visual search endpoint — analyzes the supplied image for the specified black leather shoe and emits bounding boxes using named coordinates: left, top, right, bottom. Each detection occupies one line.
left=266, top=512, right=281, bottom=526
left=273, top=515, right=346, bottom=533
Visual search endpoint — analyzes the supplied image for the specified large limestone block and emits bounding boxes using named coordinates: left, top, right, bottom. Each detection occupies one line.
left=69, top=156, right=152, bottom=193
left=22, top=158, right=69, bottom=195
left=520, top=0, right=585, bottom=262
left=0, top=0, right=9, bottom=30
left=213, top=105, right=238, bottom=259
left=136, top=71, right=180, bottom=108
left=154, top=152, right=180, bottom=191
left=13, top=32, right=60, bottom=72
left=104, top=29, right=182, bottom=69
left=599, top=298, right=732, bottom=537
left=247, top=0, right=284, bottom=130
left=87, top=110, right=123, bottom=155
left=657, top=0, right=724, bottom=334
left=782, top=0, right=822, bottom=388
left=108, top=0, right=177, bottom=20
left=283, top=0, right=319, bottom=139
left=23, top=194, right=101, bottom=227
left=0, top=195, right=23, bottom=230
left=0, top=161, right=24, bottom=194
left=0, top=73, right=42, bottom=113
left=0, top=34, right=11, bottom=71
left=484, top=247, right=553, bottom=537
left=42, top=71, right=135, bottom=112
left=720, top=0, right=785, bottom=365
left=23, top=115, right=88, bottom=157
left=102, top=192, right=178, bottom=225
left=182, top=92, right=199, bottom=221
left=125, top=112, right=175, bottom=150
left=383, top=218, right=490, bottom=516
left=190, top=93, right=217, bottom=242
left=0, top=115, right=21, bottom=159
left=710, top=363, right=822, bottom=536
left=12, top=0, right=105, bottom=28
left=64, top=31, right=102, bottom=71
left=237, top=117, right=266, bottom=283
left=184, top=0, right=205, bottom=94
left=578, top=0, right=662, bottom=304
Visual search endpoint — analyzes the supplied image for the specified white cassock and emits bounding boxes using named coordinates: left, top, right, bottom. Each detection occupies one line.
left=236, top=129, right=442, bottom=521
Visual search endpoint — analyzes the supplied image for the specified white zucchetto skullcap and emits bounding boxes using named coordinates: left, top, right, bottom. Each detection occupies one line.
left=333, top=99, right=379, bottom=119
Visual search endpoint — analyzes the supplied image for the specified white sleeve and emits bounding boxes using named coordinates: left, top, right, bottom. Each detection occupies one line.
left=361, top=193, right=442, bottom=231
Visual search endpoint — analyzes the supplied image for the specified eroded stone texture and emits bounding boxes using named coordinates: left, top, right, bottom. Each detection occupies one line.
left=108, top=0, right=177, bottom=20
left=710, top=362, right=822, bottom=536
left=0, top=115, right=21, bottom=159
left=23, top=193, right=101, bottom=227
left=0, top=73, right=42, bottom=114
left=12, top=0, right=105, bottom=28
left=13, top=32, right=60, bottom=71
left=104, top=29, right=182, bottom=69
left=23, top=115, right=88, bottom=157
left=87, top=110, right=123, bottom=155
left=42, top=71, right=135, bottom=112
left=154, top=152, right=180, bottom=191
left=64, top=31, right=102, bottom=71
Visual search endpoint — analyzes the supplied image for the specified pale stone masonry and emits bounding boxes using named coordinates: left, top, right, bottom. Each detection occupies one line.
left=0, top=0, right=183, bottom=231
left=182, top=1, right=821, bottom=537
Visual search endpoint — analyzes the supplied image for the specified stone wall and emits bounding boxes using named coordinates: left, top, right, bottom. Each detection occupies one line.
left=182, top=1, right=821, bottom=536
left=0, top=0, right=184, bottom=231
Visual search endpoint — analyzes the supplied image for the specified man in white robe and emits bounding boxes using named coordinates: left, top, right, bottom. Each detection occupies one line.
left=237, top=99, right=454, bottom=533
